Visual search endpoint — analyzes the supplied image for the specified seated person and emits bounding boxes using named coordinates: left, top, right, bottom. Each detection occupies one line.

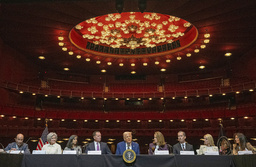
left=42, top=132, right=62, bottom=154
left=198, top=134, right=218, bottom=155
left=115, top=131, right=140, bottom=155
left=64, top=135, right=82, bottom=154
left=85, top=131, right=112, bottom=154
left=173, top=131, right=194, bottom=154
left=232, top=133, right=256, bottom=155
left=148, top=131, right=168, bottom=155
left=4, top=133, right=30, bottom=154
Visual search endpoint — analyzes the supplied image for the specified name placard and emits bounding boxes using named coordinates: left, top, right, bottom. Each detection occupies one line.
left=204, top=151, right=219, bottom=155
left=180, top=151, right=194, bottom=155
left=32, top=150, right=46, bottom=154
left=9, top=150, right=24, bottom=154
left=154, top=150, right=169, bottom=155
left=87, top=150, right=102, bottom=155
left=238, top=151, right=253, bottom=155
left=63, top=150, right=77, bottom=154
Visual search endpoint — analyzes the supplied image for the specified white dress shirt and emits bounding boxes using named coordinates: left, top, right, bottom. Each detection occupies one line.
left=180, top=143, right=186, bottom=150
left=126, top=143, right=132, bottom=150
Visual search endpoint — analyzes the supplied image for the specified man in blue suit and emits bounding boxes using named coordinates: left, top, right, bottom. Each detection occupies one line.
left=115, top=131, right=140, bottom=155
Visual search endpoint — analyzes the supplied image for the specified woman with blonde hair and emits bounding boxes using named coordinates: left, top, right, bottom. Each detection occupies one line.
left=148, top=131, right=168, bottom=155
left=198, top=134, right=218, bottom=155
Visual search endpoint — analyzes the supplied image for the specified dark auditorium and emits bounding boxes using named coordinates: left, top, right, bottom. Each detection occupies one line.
left=0, top=0, right=256, bottom=167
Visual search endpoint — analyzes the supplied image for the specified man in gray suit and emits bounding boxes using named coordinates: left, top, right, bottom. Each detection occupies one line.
left=85, top=131, right=112, bottom=154
left=173, top=131, right=194, bottom=154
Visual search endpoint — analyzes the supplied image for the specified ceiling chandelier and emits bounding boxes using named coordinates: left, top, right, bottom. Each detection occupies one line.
left=73, top=12, right=192, bottom=50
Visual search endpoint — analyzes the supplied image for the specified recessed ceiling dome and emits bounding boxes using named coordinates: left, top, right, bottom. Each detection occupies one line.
left=69, top=12, right=198, bottom=59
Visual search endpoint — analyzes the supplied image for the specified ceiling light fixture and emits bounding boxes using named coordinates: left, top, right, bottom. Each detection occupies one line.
left=194, top=49, right=199, bottom=53
left=166, top=59, right=171, bottom=63
left=62, top=47, right=67, bottom=51
left=58, top=36, right=64, bottom=41
left=225, top=52, right=232, bottom=57
left=58, top=42, right=64, bottom=46
left=200, top=44, right=206, bottom=49
left=38, top=56, right=45, bottom=60
left=204, top=33, right=210, bottom=38
left=204, top=39, right=210, bottom=43
left=199, top=65, right=205, bottom=69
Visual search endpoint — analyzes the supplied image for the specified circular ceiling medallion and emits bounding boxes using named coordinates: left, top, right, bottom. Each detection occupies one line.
left=69, top=12, right=198, bottom=58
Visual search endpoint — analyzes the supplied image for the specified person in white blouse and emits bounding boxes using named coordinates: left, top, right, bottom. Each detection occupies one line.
left=42, top=132, right=62, bottom=154
left=198, top=134, right=218, bottom=155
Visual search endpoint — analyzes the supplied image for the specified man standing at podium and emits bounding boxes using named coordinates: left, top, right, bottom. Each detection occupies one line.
left=4, top=133, right=30, bottom=154
left=116, top=131, right=140, bottom=155
left=173, top=131, right=194, bottom=154
left=85, top=131, right=112, bottom=154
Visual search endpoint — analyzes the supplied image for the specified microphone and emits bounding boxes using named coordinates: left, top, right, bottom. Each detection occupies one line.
left=19, top=137, right=31, bottom=154
left=0, top=143, right=6, bottom=153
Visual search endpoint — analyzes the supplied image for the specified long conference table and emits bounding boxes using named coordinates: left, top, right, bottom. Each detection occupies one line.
left=0, top=153, right=256, bottom=167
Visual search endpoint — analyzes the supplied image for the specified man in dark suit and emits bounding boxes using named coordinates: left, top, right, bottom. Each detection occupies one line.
left=4, top=133, right=30, bottom=154
left=173, top=131, right=194, bottom=154
left=85, top=131, right=112, bottom=154
left=115, top=131, right=140, bottom=155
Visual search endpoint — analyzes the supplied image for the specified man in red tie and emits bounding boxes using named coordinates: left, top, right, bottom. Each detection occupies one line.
left=85, top=131, right=112, bottom=154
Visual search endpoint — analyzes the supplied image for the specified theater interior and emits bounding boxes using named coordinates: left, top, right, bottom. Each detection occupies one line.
left=0, top=0, right=256, bottom=154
